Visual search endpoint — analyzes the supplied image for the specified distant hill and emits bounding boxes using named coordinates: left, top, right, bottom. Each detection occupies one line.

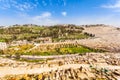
left=0, top=24, right=94, bottom=42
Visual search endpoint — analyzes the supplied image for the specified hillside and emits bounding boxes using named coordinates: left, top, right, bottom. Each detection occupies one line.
left=1, top=24, right=120, bottom=54
left=0, top=24, right=98, bottom=56
left=0, top=24, right=120, bottom=80
left=0, top=24, right=94, bottom=42
left=81, top=25, right=120, bottom=52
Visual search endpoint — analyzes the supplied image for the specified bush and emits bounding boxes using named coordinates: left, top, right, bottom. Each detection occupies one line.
left=14, top=53, right=21, bottom=59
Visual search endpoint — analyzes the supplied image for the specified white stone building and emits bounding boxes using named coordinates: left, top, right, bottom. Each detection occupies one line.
left=0, top=42, right=8, bottom=50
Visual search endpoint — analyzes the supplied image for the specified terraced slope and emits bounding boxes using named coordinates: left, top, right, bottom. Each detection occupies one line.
left=0, top=24, right=92, bottom=42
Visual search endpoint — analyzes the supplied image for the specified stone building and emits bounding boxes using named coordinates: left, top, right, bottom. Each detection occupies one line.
left=0, top=42, right=7, bottom=50
left=34, top=37, right=52, bottom=43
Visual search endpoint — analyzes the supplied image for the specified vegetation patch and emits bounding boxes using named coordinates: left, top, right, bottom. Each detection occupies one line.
left=59, top=47, right=93, bottom=54
left=3, top=43, right=106, bottom=56
left=0, top=39, right=5, bottom=42
left=16, top=58, right=45, bottom=63
left=0, top=24, right=93, bottom=42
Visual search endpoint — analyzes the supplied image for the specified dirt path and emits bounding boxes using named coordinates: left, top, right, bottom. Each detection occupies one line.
left=0, top=64, right=120, bottom=77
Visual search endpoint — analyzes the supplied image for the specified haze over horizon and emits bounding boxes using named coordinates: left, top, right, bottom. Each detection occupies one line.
left=0, top=0, right=120, bottom=26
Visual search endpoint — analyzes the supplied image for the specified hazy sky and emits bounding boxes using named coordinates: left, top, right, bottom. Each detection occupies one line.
left=0, top=0, right=120, bottom=26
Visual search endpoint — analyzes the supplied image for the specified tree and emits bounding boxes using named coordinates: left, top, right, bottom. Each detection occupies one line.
left=15, top=52, right=21, bottom=59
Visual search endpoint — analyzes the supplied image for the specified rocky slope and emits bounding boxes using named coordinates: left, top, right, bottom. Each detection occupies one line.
left=80, top=25, right=120, bottom=52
